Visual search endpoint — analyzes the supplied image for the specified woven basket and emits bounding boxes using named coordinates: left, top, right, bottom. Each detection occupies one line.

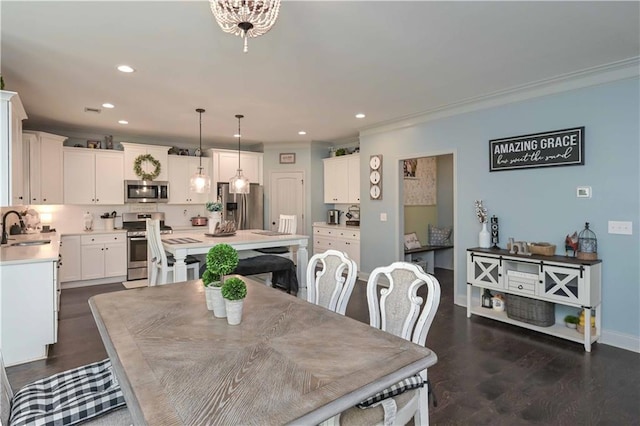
left=506, top=294, right=555, bottom=327
left=528, top=243, right=556, bottom=256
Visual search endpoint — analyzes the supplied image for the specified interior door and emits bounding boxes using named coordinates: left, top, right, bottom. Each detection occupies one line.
left=269, top=171, right=304, bottom=233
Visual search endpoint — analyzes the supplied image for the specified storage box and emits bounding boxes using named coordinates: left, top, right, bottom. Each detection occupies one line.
left=506, top=293, right=555, bottom=327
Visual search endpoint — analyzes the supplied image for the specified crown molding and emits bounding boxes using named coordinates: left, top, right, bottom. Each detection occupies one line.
left=360, top=57, right=640, bottom=138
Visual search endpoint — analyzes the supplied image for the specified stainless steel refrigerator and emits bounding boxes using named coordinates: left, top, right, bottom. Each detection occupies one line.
left=217, top=183, right=264, bottom=230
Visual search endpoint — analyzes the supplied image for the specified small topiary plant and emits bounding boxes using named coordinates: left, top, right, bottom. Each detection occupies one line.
left=221, top=277, right=247, bottom=301
left=204, top=244, right=238, bottom=287
left=564, top=315, right=579, bottom=324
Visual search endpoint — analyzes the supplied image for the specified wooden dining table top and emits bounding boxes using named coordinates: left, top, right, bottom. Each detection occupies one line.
left=89, top=278, right=437, bottom=425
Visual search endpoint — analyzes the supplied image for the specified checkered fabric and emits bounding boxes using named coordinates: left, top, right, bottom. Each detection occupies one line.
left=9, top=359, right=125, bottom=426
left=356, top=374, right=425, bottom=408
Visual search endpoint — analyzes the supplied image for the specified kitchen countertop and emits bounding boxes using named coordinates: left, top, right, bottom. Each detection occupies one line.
left=313, top=221, right=360, bottom=229
left=0, top=232, right=61, bottom=265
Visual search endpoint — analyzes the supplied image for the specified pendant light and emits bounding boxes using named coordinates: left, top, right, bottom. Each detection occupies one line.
left=229, top=114, right=250, bottom=194
left=190, top=108, right=211, bottom=193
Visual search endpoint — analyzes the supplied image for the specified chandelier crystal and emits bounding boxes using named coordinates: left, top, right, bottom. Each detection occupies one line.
left=189, top=108, right=211, bottom=194
left=229, top=114, right=250, bottom=194
left=209, top=0, right=281, bottom=53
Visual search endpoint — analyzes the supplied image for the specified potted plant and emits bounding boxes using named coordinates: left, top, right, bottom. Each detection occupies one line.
left=204, top=243, right=239, bottom=318
left=221, top=277, right=247, bottom=325
left=205, top=200, right=223, bottom=234
left=564, top=314, right=579, bottom=329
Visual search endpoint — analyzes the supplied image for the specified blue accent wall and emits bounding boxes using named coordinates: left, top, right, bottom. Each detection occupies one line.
left=359, top=78, right=639, bottom=340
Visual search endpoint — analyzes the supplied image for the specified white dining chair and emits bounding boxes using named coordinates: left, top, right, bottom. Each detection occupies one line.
left=146, top=219, right=199, bottom=285
left=254, top=214, right=297, bottom=259
left=335, top=261, right=441, bottom=426
left=306, top=249, right=357, bottom=315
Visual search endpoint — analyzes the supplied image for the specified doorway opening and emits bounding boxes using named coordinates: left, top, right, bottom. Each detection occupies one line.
left=399, top=151, right=456, bottom=301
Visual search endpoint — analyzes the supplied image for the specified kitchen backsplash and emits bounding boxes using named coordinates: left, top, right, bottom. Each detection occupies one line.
left=1, top=204, right=207, bottom=234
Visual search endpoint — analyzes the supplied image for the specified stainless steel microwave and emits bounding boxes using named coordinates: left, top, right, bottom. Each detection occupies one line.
left=124, top=180, right=169, bottom=203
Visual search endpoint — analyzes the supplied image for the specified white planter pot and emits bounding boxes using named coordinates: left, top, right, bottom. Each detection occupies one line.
left=209, top=212, right=222, bottom=234
left=210, top=286, right=227, bottom=318
left=204, top=282, right=221, bottom=311
left=225, top=299, right=244, bottom=325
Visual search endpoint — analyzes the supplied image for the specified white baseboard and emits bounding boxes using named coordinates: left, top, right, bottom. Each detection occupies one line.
left=600, top=330, right=640, bottom=353
left=61, top=275, right=126, bottom=289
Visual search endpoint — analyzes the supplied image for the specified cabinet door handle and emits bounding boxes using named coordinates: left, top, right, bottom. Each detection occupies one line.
left=101, top=248, right=104, bottom=251
left=96, top=199, right=99, bottom=202
left=518, top=285, right=523, bottom=289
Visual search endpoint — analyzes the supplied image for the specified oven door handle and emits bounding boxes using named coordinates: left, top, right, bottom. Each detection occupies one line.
left=129, top=237, right=147, bottom=241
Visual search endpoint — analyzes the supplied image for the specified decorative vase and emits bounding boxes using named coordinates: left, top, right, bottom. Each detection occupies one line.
left=479, top=222, right=491, bottom=248
left=210, top=286, right=226, bottom=318
left=225, top=299, right=244, bottom=325
left=204, top=283, right=220, bottom=311
left=209, top=212, right=222, bottom=234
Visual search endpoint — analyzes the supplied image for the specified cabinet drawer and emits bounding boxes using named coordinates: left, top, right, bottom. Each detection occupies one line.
left=314, top=227, right=339, bottom=237
left=81, top=233, right=126, bottom=245
left=314, top=227, right=360, bottom=240
left=314, top=237, right=338, bottom=249
left=336, top=229, right=360, bottom=240
left=506, top=270, right=537, bottom=296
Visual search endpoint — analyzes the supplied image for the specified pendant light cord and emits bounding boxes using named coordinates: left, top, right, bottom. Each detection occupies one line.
left=197, top=108, right=205, bottom=171
left=236, top=114, right=244, bottom=170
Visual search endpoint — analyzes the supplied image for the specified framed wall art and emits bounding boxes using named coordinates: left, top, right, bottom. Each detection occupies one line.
left=279, top=153, right=296, bottom=164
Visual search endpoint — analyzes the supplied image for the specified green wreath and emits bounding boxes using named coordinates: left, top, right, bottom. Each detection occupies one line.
left=133, top=154, right=161, bottom=181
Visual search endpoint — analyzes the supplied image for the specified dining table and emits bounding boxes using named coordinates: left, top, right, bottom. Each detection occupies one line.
left=89, top=277, right=438, bottom=425
left=161, top=229, right=310, bottom=288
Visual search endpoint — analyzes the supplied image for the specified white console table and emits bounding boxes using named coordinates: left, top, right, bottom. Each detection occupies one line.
left=466, top=248, right=602, bottom=352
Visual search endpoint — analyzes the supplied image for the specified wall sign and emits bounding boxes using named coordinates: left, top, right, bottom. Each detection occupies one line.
left=489, top=127, right=584, bottom=172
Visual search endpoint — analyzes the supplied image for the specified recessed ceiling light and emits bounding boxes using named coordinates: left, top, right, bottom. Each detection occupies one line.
left=102, top=103, right=115, bottom=109
left=355, top=113, right=366, bottom=119
left=118, top=120, right=128, bottom=125
left=117, top=65, right=135, bottom=73
left=298, top=131, right=307, bottom=135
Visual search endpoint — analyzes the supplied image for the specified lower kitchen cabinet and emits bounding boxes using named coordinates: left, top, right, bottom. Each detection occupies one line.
left=59, top=235, right=81, bottom=282
left=1, top=260, right=57, bottom=366
left=313, top=223, right=360, bottom=268
left=80, top=233, right=127, bottom=280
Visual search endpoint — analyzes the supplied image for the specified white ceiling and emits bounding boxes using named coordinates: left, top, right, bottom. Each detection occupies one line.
left=2, top=1, right=639, bottom=149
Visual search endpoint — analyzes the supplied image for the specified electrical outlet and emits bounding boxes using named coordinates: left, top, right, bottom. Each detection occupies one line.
left=608, top=221, right=632, bottom=235
left=380, top=213, right=387, bottom=221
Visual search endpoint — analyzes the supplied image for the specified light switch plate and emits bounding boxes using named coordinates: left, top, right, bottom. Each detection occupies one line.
left=576, top=186, right=592, bottom=198
left=608, top=221, right=632, bottom=235
left=380, top=213, right=387, bottom=222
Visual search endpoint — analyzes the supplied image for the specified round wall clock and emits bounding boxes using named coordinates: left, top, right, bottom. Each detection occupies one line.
left=369, top=154, right=383, bottom=200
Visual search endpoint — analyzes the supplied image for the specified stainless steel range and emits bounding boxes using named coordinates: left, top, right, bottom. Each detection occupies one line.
left=122, top=212, right=172, bottom=281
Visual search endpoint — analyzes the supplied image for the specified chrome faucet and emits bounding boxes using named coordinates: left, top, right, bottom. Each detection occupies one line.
left=1, top=210, right=25, bottom=245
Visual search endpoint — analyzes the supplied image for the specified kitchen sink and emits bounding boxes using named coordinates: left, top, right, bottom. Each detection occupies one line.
left=10, top=239, right=52, bottom=247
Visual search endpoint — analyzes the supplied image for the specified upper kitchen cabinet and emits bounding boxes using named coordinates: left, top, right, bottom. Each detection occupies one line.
left=63, top=148, right=124, bottom=205
left=0, top=91, right=28, bottom=206
left=23, top=131, right=67, bottom=205
left=121, top=142, right=170, bottom=181
left=323, top=154, right=360, bottom=204
left=168, top=155, right=211, bottom=204
left=210, top=149, right=263, bottom=189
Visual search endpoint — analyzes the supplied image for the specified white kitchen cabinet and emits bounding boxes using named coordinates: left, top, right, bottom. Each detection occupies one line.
left=80, top=233, right=127, bottom=280
left=23, top=131, right=67, bottom=204
left=210, top=149, right=263, bottom=189
left=323, top=154, right=360, bottom=204
left=168, top=155, right=211, bottom=204
left=121, top=142, right=170, bottom=181
left=63, top=148, right=124, bottom=204
left=59, top=235, right=81, bottom=282
left=313, top=223, right=360, bottom=267
left=466, top=248, right=602, bottom=351
left=1, top=261, right=56, bottom=366
left=1, top=90, right=28, bottom=206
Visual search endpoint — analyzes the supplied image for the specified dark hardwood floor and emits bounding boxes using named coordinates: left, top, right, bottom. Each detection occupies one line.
left=7, top=270, right=639, bottom=424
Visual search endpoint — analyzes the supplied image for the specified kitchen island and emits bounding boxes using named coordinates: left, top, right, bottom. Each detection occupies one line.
left=0, top=233, right=60, bottom=366
left=162, top=229, right=310, bottom=288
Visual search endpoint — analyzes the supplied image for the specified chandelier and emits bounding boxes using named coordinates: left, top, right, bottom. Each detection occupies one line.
left=189, top=108, right=211, bottom=194
left=209, top=0, right=281, bottom=53
left=229, top=114, right=250, bottom=194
